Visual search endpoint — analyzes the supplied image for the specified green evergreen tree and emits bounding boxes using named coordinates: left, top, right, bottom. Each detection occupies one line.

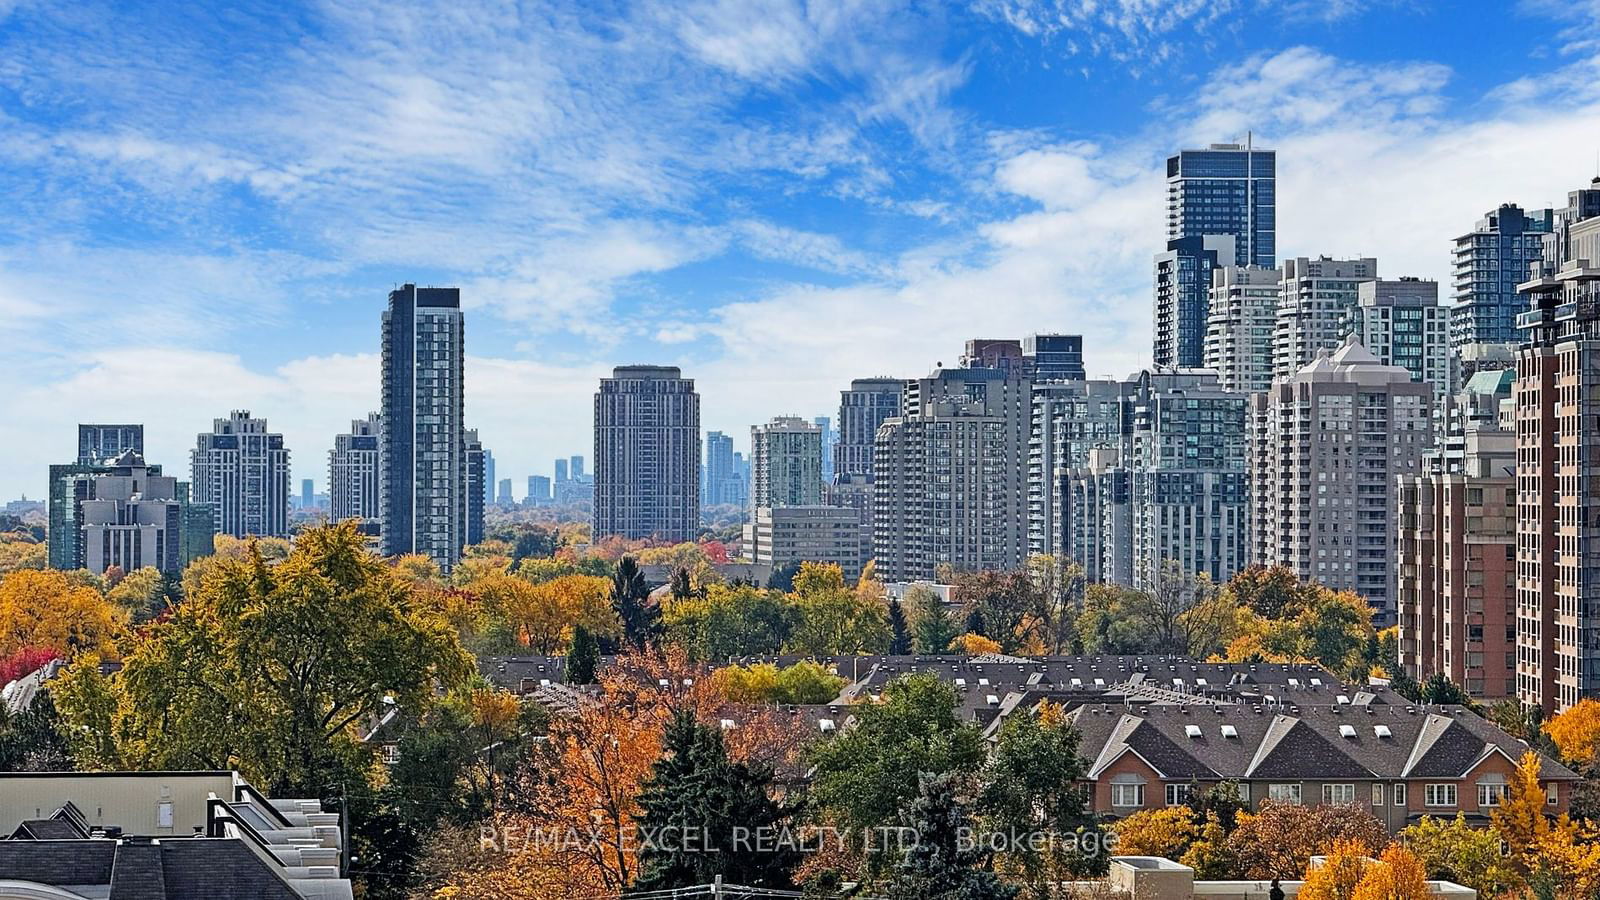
left=1390, top=668, right=1422, bottom=703
left=566, top=624, right=599, bottom=685
left=964, top=607, right=987, bottom=638
left=884, top=771, right=1018, bottom=900
left=1420, top=672, right=1470, bottom=706
left=670, top=566, right=693, bottom=601
left=612, top=557, right=659, bottom=651
left=888, top=599, right=912, bottom=655
left=629, top=708, right=797, bottom=894
left=913, top=593, right=960, bottom=654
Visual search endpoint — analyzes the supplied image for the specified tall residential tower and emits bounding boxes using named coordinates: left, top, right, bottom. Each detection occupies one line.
left=593, top=366, right=701, bottom=541
left=380, top=284, right=467, bottom=572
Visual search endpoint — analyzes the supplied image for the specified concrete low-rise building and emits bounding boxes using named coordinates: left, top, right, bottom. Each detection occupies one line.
left=744, top=505, right=865, bottom=581
left=0, top=769, right=351, bottom=899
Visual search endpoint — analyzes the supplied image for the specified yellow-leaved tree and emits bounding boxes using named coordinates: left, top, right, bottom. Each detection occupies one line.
left=0, top=568, right=124, bottom=659
left=1298, top=838, right=1371, bottom=900
left=1546, top=698, right=1600, bottom=769
left=1112, top=806, right=1199, bottom=860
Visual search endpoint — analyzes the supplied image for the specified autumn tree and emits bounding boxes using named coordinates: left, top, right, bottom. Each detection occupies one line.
left=112, top=521, right=474, bottom=794
left=662, top=582, right=795, bottom=659
left=1548, top=698, right=1600, bottom=769
left=0, top=535, right=46, bottom=575
left=786, top=562, right=889, bottom=655
left=1227, top=801, right=1386, bottom=880
left=1298, top=838, right=1371, bottom=900
left=0, top=568, right=124, bottom=659
left=951, top=569, right=1043, bottom=653
left=1112, top=807, right=1198, bottom=860
left=1399, top=813, right=1518, bottom=896
left=712, top=661, right=844, bottom=704
left=1350, top=844, right=1430, bottom=900
left=1025, top=554, right=1086, bottom=653
left=1222, top=565, right=1318, bottom=619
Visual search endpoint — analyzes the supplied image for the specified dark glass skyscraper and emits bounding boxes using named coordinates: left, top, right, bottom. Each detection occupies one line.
left=1450, top=203, right=1554, bottom=350
left=77, top=424, right=143, bottom=465
left=381, top=284, right=466, bottom=572
left=1165, top=143, right=1276, bottom=268
left=1156, top=142, right=1275, bottom=369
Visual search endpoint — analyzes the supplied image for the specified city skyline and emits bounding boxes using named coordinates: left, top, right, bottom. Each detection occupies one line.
left=7, top=3, right=1600, bottom=500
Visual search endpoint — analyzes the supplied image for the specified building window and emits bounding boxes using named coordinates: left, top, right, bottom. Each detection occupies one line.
left=1372, top=783, right=1384, bottom=806
left=382, top=743, right=401, bottom=766
left=1323, top=784, right=1356, bottom=805
left=1425, top=784, right=1457, bottom=807
left=1269, top=783, right=1302, bottom=804
left=1112, top=782, right=1146, bottom=808
left=1393, top=784, right=1407, bottom=807
left=1478, top=779, right=1507, bottom=807
left=1166, top=784, right=1193, bottom=806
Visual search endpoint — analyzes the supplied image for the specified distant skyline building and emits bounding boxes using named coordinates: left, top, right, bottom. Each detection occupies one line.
left=1451, top=203, right=1554, bottom=350
left=483, top=449, right=495, bottom=512
left=1249, top=340, right=1433, bottom=625
left=1029, top=378, right=1130, bottom=560
left=702, top=430, right=745, bottom=507
left=300, top=479, right=314, bottom=509
left=874, top=362, right=1029, bottom=581
left=329, top=413, right=381, bottom=535
left=1203, top=264, right=1281, bottom=394
left=1021, top=333, right=1087, bottom=382
left=1165, top=142, right=1276, bottom=268
left=526, top=475, right=550, bottom=504
left=835, top=377, right=902, bottom=482
left=79, top=450, right=183, bottom=575
left=1273, top=255, right=1380, bottom=379
left=380, top=283, right=467, bottom=572
left=497, top=477, right=514, bottom=506
left=593, top=365, right=701, bottom=542
left=465, top=429, right=486, bottom=547
left=1153, top=234, right=1234, bottom=369
left=190, top=410, right=291, bottom=539
left=570, top=455, right=584, bottom=481
left=77, top=424, right=143, bottom=466
left=1063, top=369, right=1249, bottom=589
left=750, top=416, right=823, bottom=511
left=1347, top=277, right=1451, bottom=398
left=814, top=416, right=834, bottom=484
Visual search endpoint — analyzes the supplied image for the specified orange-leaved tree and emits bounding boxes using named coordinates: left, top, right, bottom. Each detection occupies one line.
left=1350, top=843, right=1429, bottom=900
left=1298, top=837, right=1371, bottom=900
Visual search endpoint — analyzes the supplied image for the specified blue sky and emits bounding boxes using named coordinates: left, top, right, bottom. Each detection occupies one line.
left=4, top=0, right=1600, bottom=500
